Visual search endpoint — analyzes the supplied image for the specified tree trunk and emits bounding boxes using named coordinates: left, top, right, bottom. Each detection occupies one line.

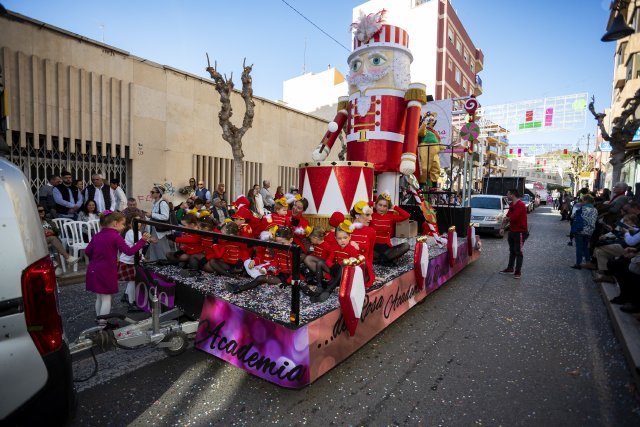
left=610, top=149, right=626, bottom=184
left=205, top=56, right=255, bottom=200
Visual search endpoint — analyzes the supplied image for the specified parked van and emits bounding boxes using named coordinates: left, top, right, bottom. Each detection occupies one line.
left=0, top=156, right=77, bottom=425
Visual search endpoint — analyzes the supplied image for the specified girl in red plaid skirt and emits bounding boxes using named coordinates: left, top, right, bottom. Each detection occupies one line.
left=119, top=214, right=148, bottom=310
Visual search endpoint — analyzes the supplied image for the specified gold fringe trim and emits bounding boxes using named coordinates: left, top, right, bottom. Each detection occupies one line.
left=337, top=100, right=349, bottom=111
left=404, top=88, right=427, bottom=103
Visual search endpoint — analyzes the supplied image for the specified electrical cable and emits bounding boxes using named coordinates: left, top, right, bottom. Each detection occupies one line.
left=73, top=348, right=98, bottom=382
left=280, top=0, right=351, bottom=52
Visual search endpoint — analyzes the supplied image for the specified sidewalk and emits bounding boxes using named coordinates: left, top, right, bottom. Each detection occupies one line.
left=600, top=280, right=640, bottom=391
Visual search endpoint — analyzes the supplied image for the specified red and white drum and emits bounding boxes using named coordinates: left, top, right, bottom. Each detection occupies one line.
left=299, top=161, right=374, bottom=215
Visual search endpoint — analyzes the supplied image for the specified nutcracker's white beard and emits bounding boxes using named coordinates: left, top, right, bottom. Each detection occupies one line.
left=347, top=50, right=411, bottom=116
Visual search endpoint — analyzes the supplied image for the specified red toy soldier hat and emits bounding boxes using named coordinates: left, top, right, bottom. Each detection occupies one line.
left=329, top=211, right=345, bottom=228
left=232, top=207, right=254, bottom=221
left=233, top=196, right=251, bottom=209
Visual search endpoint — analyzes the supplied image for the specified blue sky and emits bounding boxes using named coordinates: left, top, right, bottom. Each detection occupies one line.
left=4, top=0, right=615, bottom=150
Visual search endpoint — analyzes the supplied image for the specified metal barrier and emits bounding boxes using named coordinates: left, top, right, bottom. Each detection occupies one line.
left=132, top=218, right=303, bottom=326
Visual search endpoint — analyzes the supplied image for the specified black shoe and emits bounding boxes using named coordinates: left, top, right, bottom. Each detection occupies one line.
left=609, top=296, right=627, bottom=305
left=567, top=242, right=573, bottom=246
left=120, top=293, right=128, bottom=303
left=128, top=304, right=144, bottom=313
left=570, top=265, right=581, bottom=270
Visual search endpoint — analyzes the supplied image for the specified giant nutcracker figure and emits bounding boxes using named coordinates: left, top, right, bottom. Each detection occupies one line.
left=311, top=10, right=427, bottom=205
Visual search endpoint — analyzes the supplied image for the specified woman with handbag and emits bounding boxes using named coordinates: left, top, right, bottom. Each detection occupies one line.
left=147, top=186, right=171, bottom=261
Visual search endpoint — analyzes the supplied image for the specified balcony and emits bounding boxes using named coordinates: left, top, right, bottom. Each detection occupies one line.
left=474, top=74, right=483, bottom=96
left=475, top=48, right=484, bottom=73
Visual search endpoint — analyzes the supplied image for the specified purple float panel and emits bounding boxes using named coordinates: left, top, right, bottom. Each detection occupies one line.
left=194, top=241, right=480, bottom=388
left=135, top=267, right=176, bottom=312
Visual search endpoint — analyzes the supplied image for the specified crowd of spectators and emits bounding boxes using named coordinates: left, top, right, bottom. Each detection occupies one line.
left=561, top=182, right=640, bottom=318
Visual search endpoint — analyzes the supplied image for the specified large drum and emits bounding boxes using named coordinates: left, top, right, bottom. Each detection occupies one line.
left=299, top=161, right=374, bottom=216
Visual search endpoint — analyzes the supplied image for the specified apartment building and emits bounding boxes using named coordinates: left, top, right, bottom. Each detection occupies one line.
left=606, top=0, right=640, bottom=188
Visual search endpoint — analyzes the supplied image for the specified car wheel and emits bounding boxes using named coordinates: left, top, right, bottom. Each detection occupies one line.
left=495, top=228, right=505, bottom=238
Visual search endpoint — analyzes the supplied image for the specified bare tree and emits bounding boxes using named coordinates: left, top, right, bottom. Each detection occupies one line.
left=589, top=90, right=640, bottom=183
left=205, top=55, right=255, bottom=199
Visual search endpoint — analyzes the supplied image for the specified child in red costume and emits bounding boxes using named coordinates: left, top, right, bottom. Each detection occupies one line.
left=231, top=207, right=255, bottom=238
left=187, top=217, right=217, bottom=271
left=166, top=214, right=202, bottom=264
left=350, top=200, right=377, bottom=288
left=287, top=195, right=309, bottom=247
left=227, top=226, right=295, bottom=293
left=310, top=220, right=362, bottom=303
left=253, top=197, right=289, bottom=237
left=203, top=222, right=250, bottom=277
left=370, top=192, right=411, bottom=264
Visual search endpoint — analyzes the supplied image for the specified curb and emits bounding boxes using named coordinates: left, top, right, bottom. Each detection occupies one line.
left=600, top=280, right=640, bottom=390
left=56, top=268, right=86, bottom=286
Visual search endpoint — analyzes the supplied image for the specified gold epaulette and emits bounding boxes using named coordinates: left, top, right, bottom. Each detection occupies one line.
left=404, top=87, right=427, bottom=103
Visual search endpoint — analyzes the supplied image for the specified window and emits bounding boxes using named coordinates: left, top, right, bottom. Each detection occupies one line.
left=625, top=52, right=640, bottom=80
left=470, top=61, right=475, bottom=73
left=447, top=90, right=452, bottom=99
left=448, top=26, right=454, bottom=43
left=456, top=39, right=462, bottom=54
left=463, top=50, right=469, bottom=64
left=448, top=58, right=452, bottom=70
left=618, top=42, right=627, bottom=66
left=455, top=67, right=461, bottom=84
left=462, top=79, right=468, bottom=93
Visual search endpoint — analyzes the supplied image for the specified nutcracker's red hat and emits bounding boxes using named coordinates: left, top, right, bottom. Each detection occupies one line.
left=349, top=23, right=413, bottom=64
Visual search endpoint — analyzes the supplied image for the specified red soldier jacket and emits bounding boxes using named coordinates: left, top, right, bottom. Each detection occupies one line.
left=206, top=240, right=249, bottom=264
left=370, top=206, right=411, bottom=247
left=175, top=232, right=204, bottom=255
left=350, top=225, right=376, bottom=287
left=326, top=243, right=360, bottom=268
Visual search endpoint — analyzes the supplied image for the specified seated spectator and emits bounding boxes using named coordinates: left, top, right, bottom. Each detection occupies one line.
left=211, top=198, right=229, bottom=226
left=274, top=185, right=284, bottom=200
left=38, top=174, right=61, bottom=217
left=608, top=247, right=640, bottom=313
left=590, top=213, right=640, bottom=282
left=77, top=200, right=100, bottom=222
left=38, top=204, right=79, bottom=275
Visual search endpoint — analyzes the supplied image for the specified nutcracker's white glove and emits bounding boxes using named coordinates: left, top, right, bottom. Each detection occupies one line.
left=312, top=145, right=329, bottom=161
left=399, top=152, right=417, bottom=175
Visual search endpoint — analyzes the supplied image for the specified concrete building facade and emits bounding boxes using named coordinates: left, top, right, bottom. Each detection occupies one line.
left=606, top=0, right=640, bottom=190
left=0, top=10, right=335, bottom=210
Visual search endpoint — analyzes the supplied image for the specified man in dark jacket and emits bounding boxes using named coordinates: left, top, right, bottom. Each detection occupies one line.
left=53, top=170, right=83, bottom=218
left=500, top=188, right=528, bottom=279
left=84, top=173, right=111, bottom=213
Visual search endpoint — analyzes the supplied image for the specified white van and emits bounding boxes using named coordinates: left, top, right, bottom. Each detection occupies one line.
left=0, top=156, right=77, bottom=424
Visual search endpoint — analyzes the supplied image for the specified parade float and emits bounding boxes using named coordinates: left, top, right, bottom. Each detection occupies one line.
left=131, top=11, right=481, bottom=388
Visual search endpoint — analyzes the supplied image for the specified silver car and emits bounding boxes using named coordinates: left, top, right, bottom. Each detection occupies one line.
left=469, top=195, right=509, bottom=238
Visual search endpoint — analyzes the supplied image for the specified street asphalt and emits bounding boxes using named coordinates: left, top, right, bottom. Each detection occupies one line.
left=61, top=205, right=640, bottom=426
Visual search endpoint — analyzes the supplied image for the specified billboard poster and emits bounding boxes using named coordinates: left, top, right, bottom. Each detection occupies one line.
left=423, top=99, right=453, bottom=146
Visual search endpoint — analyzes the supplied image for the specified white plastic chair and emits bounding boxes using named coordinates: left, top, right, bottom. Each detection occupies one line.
left=51, top=218, right=72, bottom=249
left=87, top=219, right=100, bottom=240
left=64, top=221, right=90, bottom=272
